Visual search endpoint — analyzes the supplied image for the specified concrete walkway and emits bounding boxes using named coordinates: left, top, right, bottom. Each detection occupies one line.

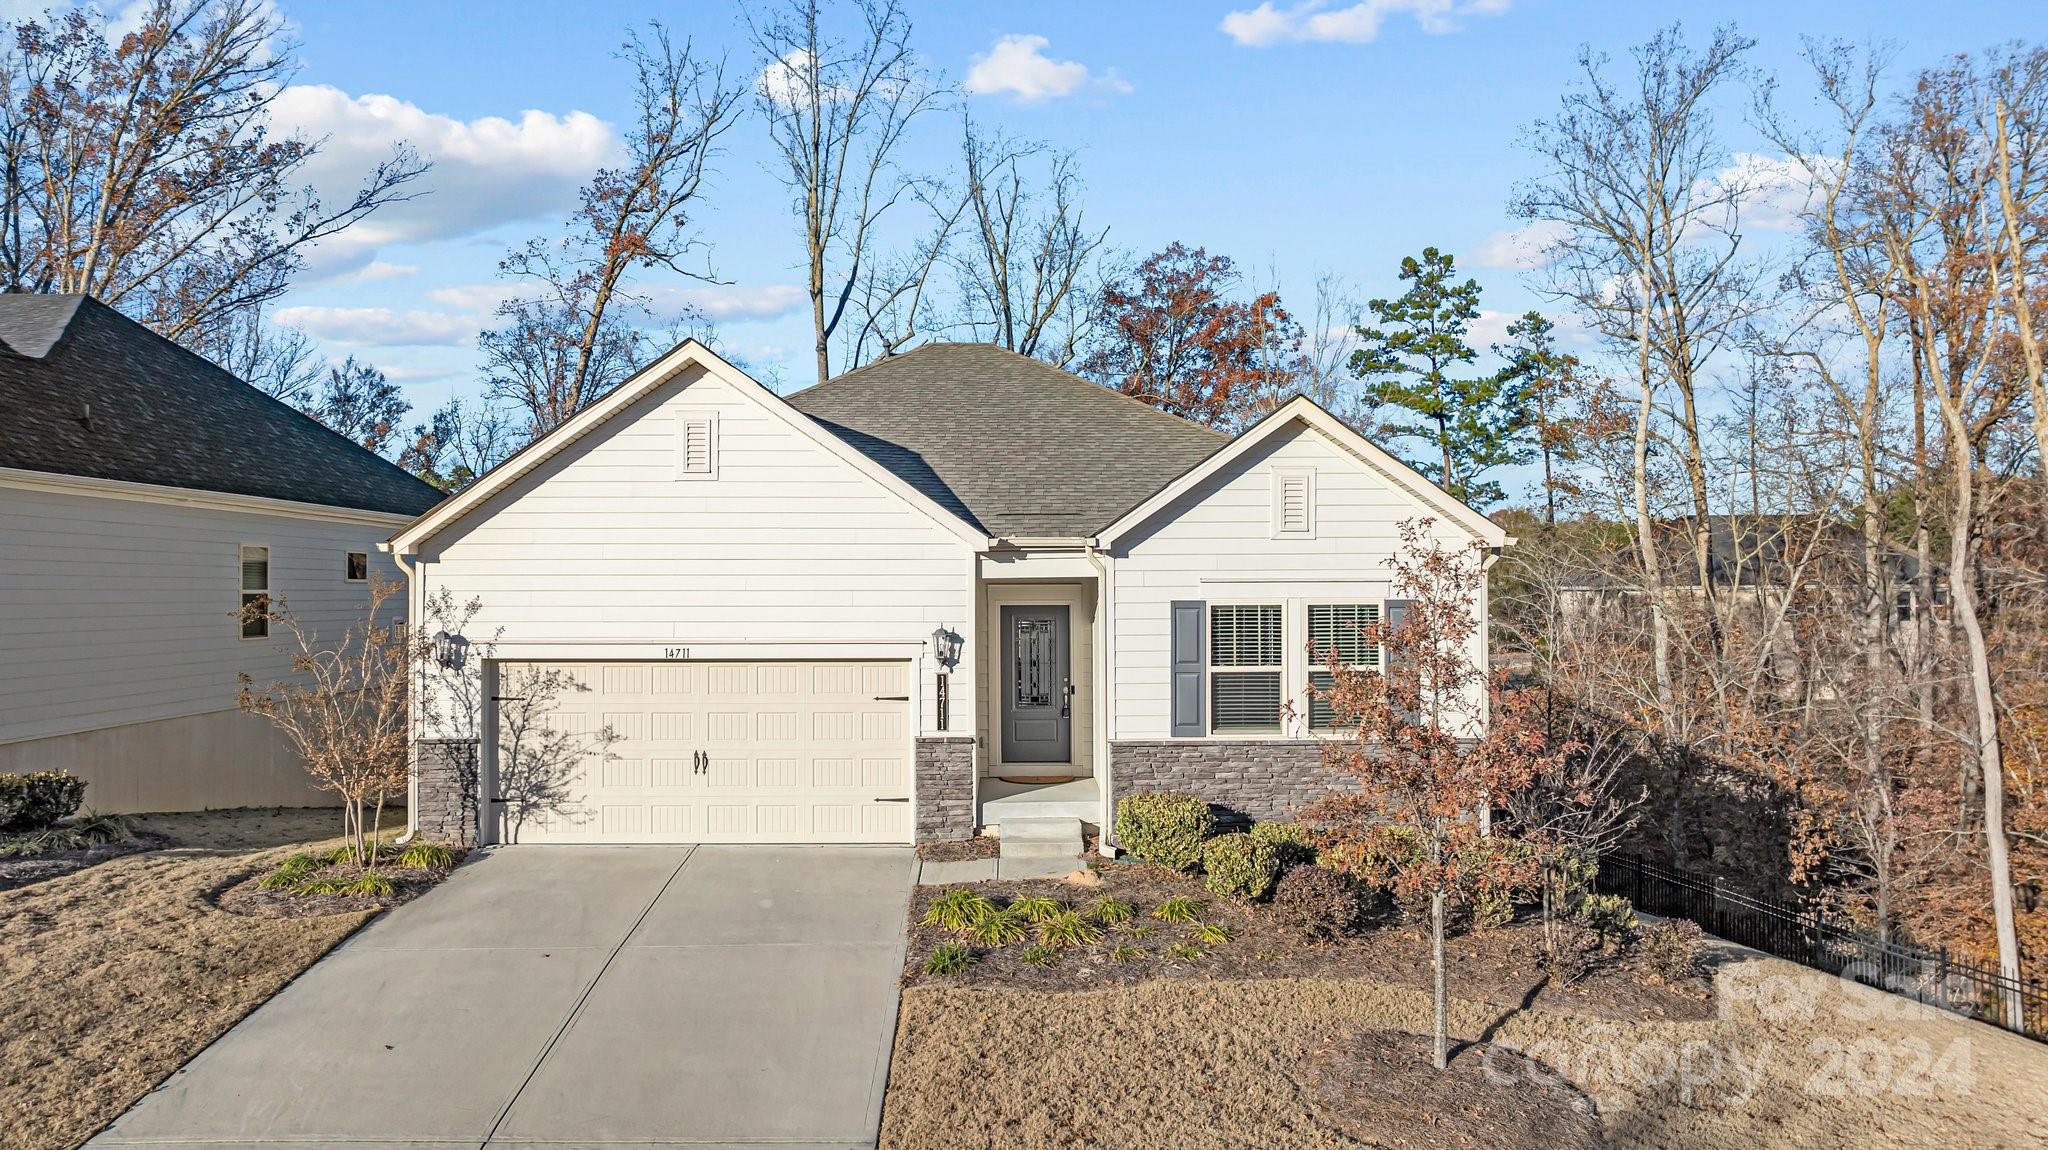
left=90, top=845, right=916, bottom=1150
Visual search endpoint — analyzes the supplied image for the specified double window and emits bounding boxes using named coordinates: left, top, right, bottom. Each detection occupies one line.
left=1194, top=601, right=1385, bottom=735
left=239, top=545, right=270, bottom=639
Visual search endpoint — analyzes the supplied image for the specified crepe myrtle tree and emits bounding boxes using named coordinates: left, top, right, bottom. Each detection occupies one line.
left=410, top=589, right=620, bottom=844
left=238, top=575, right=413, bottom=868
left=1304, top=519, right=1557, bottom=1070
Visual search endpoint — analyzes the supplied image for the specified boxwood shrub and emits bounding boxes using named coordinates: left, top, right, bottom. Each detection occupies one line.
left=1201, top=832, right=1281, bottom=902
left=1270, top=864, right=1365, bottom=938
left=1113, top=792, right=1212, bottom=871
left=1248, top=821, right=1317, bottom=869
left=0, top=771, right=87, bottom=832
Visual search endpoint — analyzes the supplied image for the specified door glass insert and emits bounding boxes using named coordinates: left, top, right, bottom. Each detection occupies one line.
left=1013, top=618, right=1054, bottom=707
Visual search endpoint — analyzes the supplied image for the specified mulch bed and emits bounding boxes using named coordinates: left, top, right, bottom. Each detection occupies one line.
left=1301, top=1027, right=1605, bottom=1149
left=0, top=831, right=168, bottom=892
left=916, top=836, right=1001, bottom=862
left=903, top=863, right=1714, bottom=1024
left=214, top=855, right=463, bottom=918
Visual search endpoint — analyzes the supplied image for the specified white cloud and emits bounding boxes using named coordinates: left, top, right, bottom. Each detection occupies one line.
left=645, top=283, right=809, bottom=322
left=1221, top=0, right=1511, bottom=47
left=351, top=260, right=418, bottom=282
left=423, top=282, right=531, bottom=313
left=270, top=85, right=617, bottom=273
left=271, top=305, right=478, bottom=348
left=1471, top=220, right=1570, bottom=271
left=964, top=34, right=1127, bottom=103
left=1712, top=151, right=1825, bottom=232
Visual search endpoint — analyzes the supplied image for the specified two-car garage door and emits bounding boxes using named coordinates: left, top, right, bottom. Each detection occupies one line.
left=486, top=660, right=914, bottom=845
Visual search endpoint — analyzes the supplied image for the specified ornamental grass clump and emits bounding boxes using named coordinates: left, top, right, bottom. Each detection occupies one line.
left=1113, top=793, right=1212, bottom=871
left=1201, top=832, right=1282, bottom=902
left=922, top=889, right=998, bottom=932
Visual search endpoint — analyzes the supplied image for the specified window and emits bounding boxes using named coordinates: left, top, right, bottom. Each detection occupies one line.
left=1308, top=603, right=1381, bottom=730
left=239, top=545, right=270, bottom=639
left=676, top=412, right=717, bottom=479
left=1272, top=468, right=1314, bottom=538
left=345, top=551, right=368, bottom=582
left=1210, top=604, right=1283, bottom=731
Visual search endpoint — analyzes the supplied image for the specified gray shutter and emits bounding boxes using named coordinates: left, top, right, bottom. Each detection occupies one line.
left=1170, top=600, right=1206, bottom=737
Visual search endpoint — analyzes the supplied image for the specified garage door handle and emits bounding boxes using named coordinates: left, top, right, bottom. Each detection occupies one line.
left=872, top=695, right=909, bottom=701
left=873, top=797, right=909, bottom=803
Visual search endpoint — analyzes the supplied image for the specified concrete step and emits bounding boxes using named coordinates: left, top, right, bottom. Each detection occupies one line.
left=999, top=816, right=1083, bottom=844
left=995, top=817, right=1083, bottom=877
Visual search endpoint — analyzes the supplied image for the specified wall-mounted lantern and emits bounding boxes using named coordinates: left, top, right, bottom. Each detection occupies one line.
left=931, top=626, right=962, bottom=731
left=434, top=629, right=470, bottom=671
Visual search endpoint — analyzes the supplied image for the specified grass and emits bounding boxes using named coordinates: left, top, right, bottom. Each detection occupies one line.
left=967, top=909, right=1030, bottom=947
left=1152, top=895, right=1202, bottom=924
left=0, top=809, right=370, bottom=1150
left=1007, top=896, right=1065, bottom=923
left=1167, top=942, right=1204, bottom=962
left=921, top=888, right=998, bottom=932
left=1084, top=896, right=1135, bottom=926
left=1019, top=945, right=1059, bottom=967
left=1109, top=944, right=1146, bottom=963
left=1036, top=911, right=1104, bottom=949
left=397, top=842, right=457, bottom=870
left=1195, top=922, right=1236, bottom=945
left=923, top=943, right=977, bottom=977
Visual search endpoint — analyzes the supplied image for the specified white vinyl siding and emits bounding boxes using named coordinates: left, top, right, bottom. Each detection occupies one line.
left=0, top=484, right=406, bottom=745
left=1111, top=419, right=1486, bottom=740
left=415, top=363, right=972, bottom=738
left=1209, top=604, right=1282, bottom=732
left=1307, top=602, right=1381, bottom=731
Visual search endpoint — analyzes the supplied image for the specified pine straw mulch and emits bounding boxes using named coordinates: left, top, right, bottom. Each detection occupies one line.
left=1302, top=1028, right=1603, bottom=1149
left=916, top=835, right=1001, bottom=862
left=0, top=809, right=380, bottom=1150
left=213, top=854, right=459, bottom=919
left=902, top=862, right=1714, bottom=1026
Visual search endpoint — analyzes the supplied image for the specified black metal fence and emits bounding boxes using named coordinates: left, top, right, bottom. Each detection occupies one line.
left=1598, top=853, right=2047, bottom=1044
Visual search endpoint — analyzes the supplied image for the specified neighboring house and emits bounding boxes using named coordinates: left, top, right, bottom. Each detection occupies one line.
left=0, top=294, right=444, bottom=812
left=386, top=341, right=1507, bottom=848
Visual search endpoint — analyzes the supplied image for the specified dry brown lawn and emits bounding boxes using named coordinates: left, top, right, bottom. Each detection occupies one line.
left=0, top=808, right=368, bottom=1150
left=883, top=957, right=2048, bottom=1150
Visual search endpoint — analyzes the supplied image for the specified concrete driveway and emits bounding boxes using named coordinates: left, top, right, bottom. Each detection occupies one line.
left=90, top=845, right=916, bottom=1150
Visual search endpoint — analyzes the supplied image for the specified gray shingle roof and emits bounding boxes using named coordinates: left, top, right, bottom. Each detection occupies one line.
left=788, top=343, right=1227, bottom=538
left=0, top=294, right=443, bottom=517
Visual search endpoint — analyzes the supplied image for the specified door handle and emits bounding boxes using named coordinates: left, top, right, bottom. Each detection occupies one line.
left=1060, top=681, right=1074, bottom=717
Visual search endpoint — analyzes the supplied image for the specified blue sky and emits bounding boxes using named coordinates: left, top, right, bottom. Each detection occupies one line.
left=262, top=0, right=2034, bottom=413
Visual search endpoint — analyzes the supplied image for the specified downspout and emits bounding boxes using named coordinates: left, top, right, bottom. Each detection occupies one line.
left=384, top=543, right=422, bottom=844
left=1084, top=539, right=1116, bottom=856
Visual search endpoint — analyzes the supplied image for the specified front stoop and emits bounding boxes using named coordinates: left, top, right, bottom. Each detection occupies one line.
left=995, top=816, right=1083, bottom=880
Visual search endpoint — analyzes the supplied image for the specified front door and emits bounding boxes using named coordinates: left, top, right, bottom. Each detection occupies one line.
left=1000, top=604, right=1071, bottom=764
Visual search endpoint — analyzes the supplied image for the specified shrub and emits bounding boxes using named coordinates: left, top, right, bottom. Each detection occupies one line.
left=1201, top=833, right=1281, bottom=902
left=1270, top=865, right=1364, bottom=939
left=922, top=889, right=998, bottom=932
left=1038, top=910, right=1105, bottom=948
left=1637, top=919, right=1706, bottom=983
left=1249, top=821, right=1317, bottom=869
left=0, top=771, right=87, bottom=832
left=1470, top=886, right=1515, bottom=931
left=398, top=842, right=457, bottom=870
left=924, top=944, right=976, bottom=976
left=0, top=811, right=132, bottom=857
left=1151, top=895, right=1203, bottom=924
left=1576, top=893, right=1639, bottom=949
left=1547, top=926, right=1600, bottom=985
left=1019, top=945, right=1059, bottom=967
left=967, top=909, right=1029, bottom=947
left=1007, top=896, right=1066, bottom=923
left=1114, top=793, right=1212, bottom=871
left=1084, top=896, right=1135, bottom=926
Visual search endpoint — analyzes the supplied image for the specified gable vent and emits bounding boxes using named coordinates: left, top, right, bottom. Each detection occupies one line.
left=1273, top=469, right=1314, bottom=538
left=677, top=413, right=717, bottom=480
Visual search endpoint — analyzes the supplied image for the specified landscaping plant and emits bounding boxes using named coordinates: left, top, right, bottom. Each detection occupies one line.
left=1007, top=896, right=1066, bottom=923
left=1637, top=919, right=1706, bottom=984
left=1270, top=864, right=1365, bottom=939
left=1037, top=911, right=1105, bottom=948
left=922, top=889, right=998, bottom=931
left=923, top=944, right=976, bottom=977
left=1084, top=896, right=1135, bottom=925
left=1019, top=945, right=1058, bottom=967
left=1113, top=792, right=1212, bottom=871
left=1304, top=521, right=1555, bottom=1070
left=1151, top=895, right=1203, bottom=924
left=1167, top=942, right=1203, bottom=961
left=398, top=842, right=458, bottom=870
left=0, top=771, right=87, bottom=832
left=1195, top=922, right=1235, bottom=944
left=1201, top=832, right=1282, bottom=901
left=1249, top=821, right=1318, bottom=869
left=967, top=910, right=1029, bottom=947
left=1109, top=944, right=1145, bottom=963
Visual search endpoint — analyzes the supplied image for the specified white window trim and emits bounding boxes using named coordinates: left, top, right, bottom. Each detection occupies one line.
left=1271, top=467, right=1315, bottom=540
left=1207, top=600, right=1285, bottom=734
left=344, top=550, right=369, bottom=583
left=239, top=543, right=270, bottom=641
left=1306, top=601, right=1384, bottom=733
left=676, top=410, right=719, bottom=481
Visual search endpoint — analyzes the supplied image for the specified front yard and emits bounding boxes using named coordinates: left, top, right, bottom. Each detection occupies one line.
left=0, top=810, right=393, bottom=1150
left=881, top=865, right=2048, bottom=1150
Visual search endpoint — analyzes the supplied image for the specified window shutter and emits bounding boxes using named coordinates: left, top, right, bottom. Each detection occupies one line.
left=1383, top=599, right=1414, bottom=670
left=1170, top=600, right=1206, bottom=737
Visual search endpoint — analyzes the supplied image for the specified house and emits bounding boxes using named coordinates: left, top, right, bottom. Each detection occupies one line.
left=0, top=294, right=444, bottom=812
left=385, top=341, right=1507, bottom=849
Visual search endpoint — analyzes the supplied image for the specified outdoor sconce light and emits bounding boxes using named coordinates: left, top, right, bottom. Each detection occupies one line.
left=433, top=629, right=469, bottom=671
left=930, top=625, right=963, bottom=670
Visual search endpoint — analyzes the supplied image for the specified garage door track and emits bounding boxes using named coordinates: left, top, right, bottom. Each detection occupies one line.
left=90, top=845, right=916, bottom=1150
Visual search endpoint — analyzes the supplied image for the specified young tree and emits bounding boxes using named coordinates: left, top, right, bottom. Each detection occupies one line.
left=749, top=0, right=945, bottom=384
left=1496, top=311, right=1587, bottom=527
left=303, top=358, right=409, bottom=457
left=1349, top=248, right=1528, bottom=507
left=482, top=24, right=742, bottom=437
left=1081, top=243, right=1306, bottom=430
left=1305, top=520, right=1555, bottom=1069
left=0, top=0, right=425, bottom=347
left=237, top=575, right=411, bottom=867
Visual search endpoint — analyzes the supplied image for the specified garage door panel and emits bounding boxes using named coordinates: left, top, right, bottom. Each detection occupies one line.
left=489, top=660, right=914, bottom=845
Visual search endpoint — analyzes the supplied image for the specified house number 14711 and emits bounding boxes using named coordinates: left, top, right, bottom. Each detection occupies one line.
left=662, top=647, right=690, bottom=659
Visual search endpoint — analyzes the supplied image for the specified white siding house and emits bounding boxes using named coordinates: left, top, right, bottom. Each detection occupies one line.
left=388, top=341, right=1507, bottom=852
left=0, top=295, right=444, bottom=812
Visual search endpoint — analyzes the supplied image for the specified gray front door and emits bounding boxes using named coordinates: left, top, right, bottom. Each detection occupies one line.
left=1000, top=604, right=1071, bottom=764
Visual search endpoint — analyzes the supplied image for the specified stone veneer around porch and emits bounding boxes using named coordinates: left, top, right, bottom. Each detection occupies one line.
left=1107, top=739, right=1359, bottom=829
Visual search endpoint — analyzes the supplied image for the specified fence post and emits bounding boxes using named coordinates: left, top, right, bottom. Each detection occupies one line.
left=1630, top=855, right=1643, bottom=907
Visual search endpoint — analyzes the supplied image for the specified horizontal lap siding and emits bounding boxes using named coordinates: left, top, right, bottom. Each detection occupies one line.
left=1111, top=422, right=1484, bottom=739
left=417, top=366, right=972, bottom=732
left=0, top=486, right=405, bottom=742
